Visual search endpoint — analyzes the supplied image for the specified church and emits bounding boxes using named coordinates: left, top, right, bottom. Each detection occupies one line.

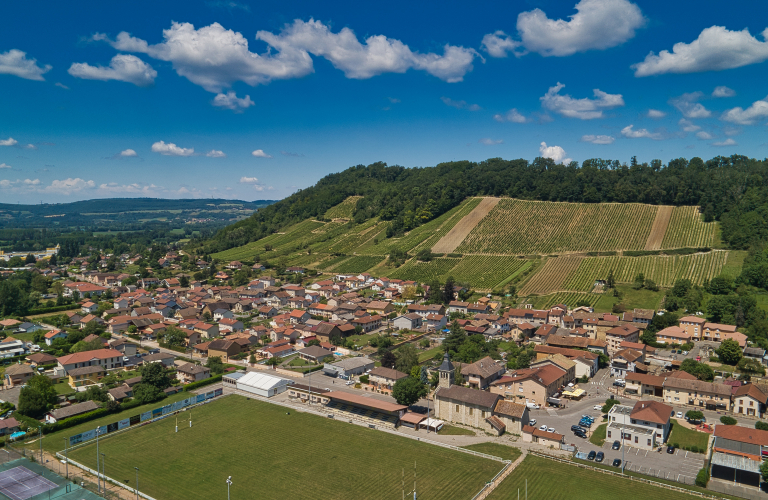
left=433, top=353, right=529, bottom=435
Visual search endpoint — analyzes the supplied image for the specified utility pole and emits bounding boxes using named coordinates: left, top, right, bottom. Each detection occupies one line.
left=38, top=427, right=42, bottom=464
left=96, top=428, right=101, bottom=493
left=100, top=453, right=105, bottom=493
left=134, top=467, right=139, bottom=500
left=226, top=476, right=232, bottom=500
left=64, top=437, right=68, bottom=479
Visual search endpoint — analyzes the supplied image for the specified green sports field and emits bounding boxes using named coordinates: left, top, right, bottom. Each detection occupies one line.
left=67, top=395, right=503, bottom=500
left=487, top=455, right=699, bottom=500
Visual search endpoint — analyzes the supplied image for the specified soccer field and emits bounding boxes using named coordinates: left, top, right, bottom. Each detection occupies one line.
left=487, top=455, right=700, bottom=500
left=66, top=395, right=503, bottom=500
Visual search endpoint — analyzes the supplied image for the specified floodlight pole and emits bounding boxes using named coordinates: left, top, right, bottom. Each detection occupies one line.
left=101, top=453, right=105, bottom=493
left=226, top=476, right=232, bottom=500
left=38, top=427, right=42, bottom=463
left=96, top=428, right=101, bottom=493
left=64, top=437, right=68, bottom=479
left=135, top=467, right=139, bottom=500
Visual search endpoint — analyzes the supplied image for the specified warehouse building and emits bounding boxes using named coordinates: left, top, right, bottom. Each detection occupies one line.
left=227, top=371, right=293, bottom=397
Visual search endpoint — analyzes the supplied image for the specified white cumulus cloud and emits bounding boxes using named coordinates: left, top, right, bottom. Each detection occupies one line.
left=0, top=163, right=10, bottom=169
left=68, top=54, right=156, bottom=87
left=0, top=137, right=18, bottom=146
left=720, top=96, right=768, bottom=125
left=647, top=109, right=666, bottom=118
left=513, top=0, right=645, bottom=57
left=669, top=92, right=711, bottom=119
left=44, top=178, right=96, bottom=194
left=0, top=49, right=51, bottom=81
left=120, top=149, right=137, bottom=157
left=95, top=20, right=477, bottom=93
left=24, top=178, right=40, bottom=185
left=251, top=149, right=272, bottom=158
left=539, top=141, right=572, bottom=164
left=212, top=91, right=255, bottom=112
left=151, top=141, right=194, bottom=156
left=712, top=86, right=735, bottom=98
left=712, top=138, right=737, bottom=146
left=633, top=26, right=768, bottom=77
left=480, top=31, right=523, bottom=58
left=540, top=82, right=624, bottom=119
left=621, top=125, right=663, bottom=140
left=679, top=119, right=701, bottom=132
left=206, top=150, right=226, bottom=158
left=239, top=176, right=259, bottom=184
left=493, top=108, right=529, bottom=123
left=98, top=182, right=161, bottom=195
left=696, top=131, right=713, bottom=140
left=479, top=138, right=503, bottom=145
left=580, top=134, right=615, bottom=144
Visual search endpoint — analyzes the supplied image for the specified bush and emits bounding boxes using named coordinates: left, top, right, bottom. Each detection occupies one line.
left=720, top=416, right=737, bottom=425
left=359, top=375, right=369, bottom=384
left=755, top=421, right=768, bottom=431
left=184, top=374, right=223, bottom=391
left=695, top=467, right=710, bottom=487
left=27, top=304, right=80, bottom=315
left=690, top=445, right=699, bottom=453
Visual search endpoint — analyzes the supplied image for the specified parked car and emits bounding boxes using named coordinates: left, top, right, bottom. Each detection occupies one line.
left=547, top=427, right=555, bottom=433
left=587, top=450, right=596, bottom=461
left=671, top=349, right=677, bottom=354
left=345, top=380, right=354, bottom=386
left=595, top=452, right=604, bottom=462
left=667, top=445, right=676, bottom=454
left=526, top=402, right=540, bottom=409
left=613, top=380, right=625, bottom=387
left=529, top=419, right=537, bottom=427
left=676, top=412, right=683, bottom=418
left=612, top=440, right=621, bottom=450
left=539, top=424, right=548, bottom=431
left=682, top=351, right=689, bottom=355
left=578, top=422, right=590, bottom=429
left=593, top=405, right=602, bottom=410
left=571, top=425, right=582, bottom=432
left=612, top=458, right=622, bottom=467
left=574, top=430, right=587, bottom=438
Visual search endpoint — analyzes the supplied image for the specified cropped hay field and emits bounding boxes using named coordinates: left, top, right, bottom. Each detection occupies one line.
left=67, top=395, right=503, bottom=500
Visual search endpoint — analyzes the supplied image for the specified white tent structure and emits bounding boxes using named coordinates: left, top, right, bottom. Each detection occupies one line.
left=235, top=371, right=292, bottom=397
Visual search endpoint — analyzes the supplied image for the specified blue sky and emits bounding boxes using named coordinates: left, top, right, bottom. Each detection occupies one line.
left=2, top=0, right=768, bottom=203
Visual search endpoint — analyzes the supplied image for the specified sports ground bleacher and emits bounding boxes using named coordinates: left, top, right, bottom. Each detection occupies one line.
left=326, top=400, right=399, bottom=427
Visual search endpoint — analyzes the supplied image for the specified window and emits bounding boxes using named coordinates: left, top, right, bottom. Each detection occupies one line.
left=607, top=431, right=612, bottom=438
left=455, top=405, right=459, bottom=413
left=469, top=407, right=473, bottom=416
left=647, top=439, right=652, bottom=446
left=634, top=436, right=638, bottom=444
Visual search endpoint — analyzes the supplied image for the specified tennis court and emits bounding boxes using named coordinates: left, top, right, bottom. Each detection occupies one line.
left=0, top=466, right=57, bottom=500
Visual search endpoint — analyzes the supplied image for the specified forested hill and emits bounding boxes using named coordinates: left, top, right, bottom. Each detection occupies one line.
left=200, top=155, right=768, bottom=254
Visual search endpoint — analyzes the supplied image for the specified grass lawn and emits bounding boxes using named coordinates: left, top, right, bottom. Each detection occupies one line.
left=667, top=420, right=709, bottom=452
left=19, top=391, right=191, bottom=455
left=438, top=425, right=476, bottom=436
left=594, top=284, right=664, bottom=314
left=346, top=333, right=377, bottom=347
left=462, top=443, right=522, bottom=462
left=6, top=331, right=37, bottom=343
left=488, top=455, right=701, bottom=500
left=287, top=356, right=312, bottom=367
left=68, top=395, right=502, bottom=500
left=418, top=346, right=444, bottom=363
left=53, top=381, right=75, bottom=396
left=589, top=423, right=607, bottom=446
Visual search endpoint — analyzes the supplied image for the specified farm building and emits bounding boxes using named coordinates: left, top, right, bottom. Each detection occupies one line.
left=230, top=371, right=293, bottom=398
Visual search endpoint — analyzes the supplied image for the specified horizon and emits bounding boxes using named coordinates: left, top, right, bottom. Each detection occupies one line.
left=3, top=0, right=768, bottom=203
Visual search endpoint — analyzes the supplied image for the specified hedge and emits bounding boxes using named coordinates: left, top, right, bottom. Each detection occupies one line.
left=695, top=467, right=710, bottom=487
left=158, top=343, right=186, bottom=354
left=27, top=304, right=80, bottom=315
left=184, top=374, right=223, bottom=391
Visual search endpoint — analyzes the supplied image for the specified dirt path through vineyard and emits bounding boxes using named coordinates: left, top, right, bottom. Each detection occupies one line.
left=645, top=205, right=673, bottom=250
left=432, top=197, right=499, bottom=253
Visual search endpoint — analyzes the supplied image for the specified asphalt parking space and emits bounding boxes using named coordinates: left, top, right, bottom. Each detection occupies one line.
left=576, top=440, right=705, bottom=484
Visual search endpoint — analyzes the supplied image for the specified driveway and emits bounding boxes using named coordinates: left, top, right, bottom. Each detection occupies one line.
left=0, top=386, right=22, bottom=406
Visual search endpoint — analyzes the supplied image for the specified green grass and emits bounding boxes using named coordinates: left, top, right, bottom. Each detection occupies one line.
left=437, top=425, right=476, bottom=436
left=594, top=284, right=665, bottom=314
left=667, top=420, right=709, bottom=452
left=418, top=346, right=444, bottom=363
left=53, top=381, right=75, bottom=395
left=589, top=423, right=607, bottom=446
left=461, top=443, right=522, bottom=461
left=329, top=255, right=383, bottom=273
left=488, top=455, right=701, bottom=500
left=67, top=395, right=501, bottom=500
left=324, top=196, right=362, bottom=219
left=21, top=391, right=191, bottom=455
left=720, top=250, right=747, bottom=279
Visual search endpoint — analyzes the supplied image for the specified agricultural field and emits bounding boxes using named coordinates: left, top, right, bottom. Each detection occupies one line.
left=449, top=256, right=531, bottom=291
left=67, top=395, right=503, bottom=500
left=519, top=256, right=584, bottom=295
left=455, top=199, right=658, bottom=255
left=329, top=255, right=384, bottom=273
left=388, top=257, right=461, bottom=283
left=324, top=195, right=362, bottom=220
left=562, top=251, right=729, bottom=291
left=530, top=292, right=601, bottom=309
left=660, top=206, right=718, bottom=249
left=212, top=219, right=325, bottom=261
left=487, top=455, right=700, bottom=500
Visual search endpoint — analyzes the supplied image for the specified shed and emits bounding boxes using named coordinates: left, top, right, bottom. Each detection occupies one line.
left=234, top=371, right=293, bottom=397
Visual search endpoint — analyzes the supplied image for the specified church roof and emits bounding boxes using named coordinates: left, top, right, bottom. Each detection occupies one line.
left=438, top=352, right=454, bottom=372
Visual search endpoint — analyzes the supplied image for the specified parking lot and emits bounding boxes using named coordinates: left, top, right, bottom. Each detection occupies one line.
left=575, top=440, right=706, bottom=484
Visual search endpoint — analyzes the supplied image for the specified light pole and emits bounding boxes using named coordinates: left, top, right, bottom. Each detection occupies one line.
left=63, top=437, right=68, bottom=479
left=100, top=453, right=106, bottom=493
left=38, top=427, right=42, bottom=464
left=134, top=467, right=139, bottom=500
left=95, top=428, right=101, bottom=493
left=226, top=476, right=232, bottom=500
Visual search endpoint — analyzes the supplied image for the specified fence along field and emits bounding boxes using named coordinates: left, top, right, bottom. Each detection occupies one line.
left=562, top=250, right=729, bottom=291
left=519, top=256, right=584, bottom=295
left=455, top=199, right=658, bottom=255
left=660, top=206, right=717, bottom=249
left=67, top=395, right=503, bottom=500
